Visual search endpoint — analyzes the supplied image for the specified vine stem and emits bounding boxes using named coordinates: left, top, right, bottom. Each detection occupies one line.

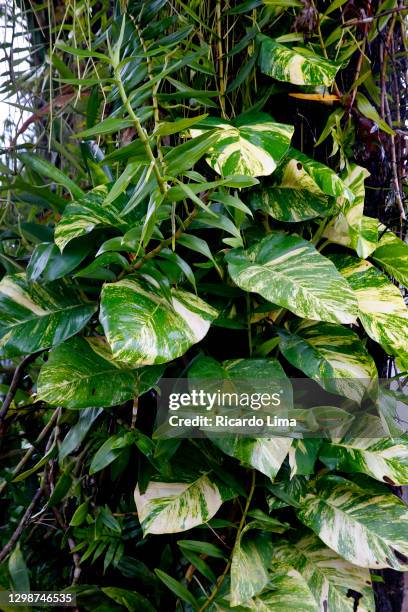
left=198, top=470, right=256, bottom=612
left=115, top=69, right=167, bottom=196
left=215, top=0, right=226, bottom=119
left=118, top=208, right=197, bottom=278
left=130, top=15, right=164, bottom=163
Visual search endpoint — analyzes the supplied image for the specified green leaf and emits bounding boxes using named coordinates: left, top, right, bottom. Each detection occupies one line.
left=134, top=474, right=227, bottom=534
left=8, top=544, right=30, bottom=593
left=332, top=254, right=408, bottom=364
left=69, top=501, right=89, bottom=526
left=177, top=540, right=225, bottom=558
left=100, top=277, right=218, bottom=366
left=37, top=336, right=163, bottom=409
left=59, top=407, right=99, bottom=459
left=55, top=42, right=112, bottom=62
left=231, top=526, right=273, bottom=606
left=74, top=252, right=130, bottom=280
left=278, top=320, right=377, bottom=402
left=104, top=161, right=142, bottom=206
left=293, top=474, right=408, bottom=569
left=155, top=113, right=208, bottom=136
left=324, top=164, right=378, bottom=258
left=154, top=569, right=198, bottom=608
left=274, top=534, right=374, bottom=612
left=259, top=37, right=340, bottom=86
left=190, top=112, right=294, bottom=177
left=19, top=153, right=84, bottom=199
left=75, top=117, right=135, bottom=139
left=356, top=93, right=394, bottom=135
left=165, top=130, right=222, bottom=175
left=372, top=230, right=408, bottom=288
left=0, top=273, right=95, bottom=357
left=176, top=234, right=218, bottom=269
left=188, top=355, right=293, bottom=478
left=102, top=587, right=155, bottom=612
left=27, top=241, right=91, bottom=282
left=90, top=433, right=132, bottom=474
left=226, top=232, right=358, bottom=324
left=54, top=188, right=129, bottom=252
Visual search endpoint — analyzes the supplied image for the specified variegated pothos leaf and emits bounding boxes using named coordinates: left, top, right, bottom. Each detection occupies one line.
left=100, top=278, right=218, bottom=366
left=294, top=474, right=408, bottom=569
left=274, top=534, right=374, bottom=612
left=324, top=164, right=378, bottom=258
left=320, top=414, right=408, bottom=485
left=332, top=254, right=408, bottom=364
left=190, top=112, right=294, bottom=177
left=278, top=320, right=377, bottom=402
left=37, top=336, right=163, bottom=409
left=0, top=273, right=95, bottom=357
left=259, top=36, right=340, bottom=86
left=230, top=525, right=273, bottom=606
left=372, top=230, right=408, bottom=288
left=249, top=148, right=353, bottom=223
left=134, top=475, right=227, bottom=535
left=54, top=188, right=133, bottom=251
left=226, top=233, right=358, bottom=324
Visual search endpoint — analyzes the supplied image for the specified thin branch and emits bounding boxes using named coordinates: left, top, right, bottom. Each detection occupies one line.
left=198, top=470, right=256, bottom=612
left=0, top=487, right=43, bottom=563
left=0, top=352, right=40, bottom=426
left=342, top=7, right=408, bottom=28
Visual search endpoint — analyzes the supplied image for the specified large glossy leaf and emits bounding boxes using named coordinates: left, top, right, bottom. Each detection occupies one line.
left=190, top=112, right=294, bottom=177
left=54, top=188, right=130, bottom=251
left=274, top=534, right=374, bottom=612
left=372, top=230, right=408, bottom=287
left=134, top=475, right=227, bottom=535
left=231, top=526, right=273, bottom=606
left=259, top=36, right=340, bottom=86
left=213, top=437, right=292, bottom=480
left=332, top=254, right=408, bottom=363
left=319, top=415, right=408, bottom=485
left=249, top=148, right=350, bottom=222
left=324, top=165, right=378, bottom=258
left=37, top=336, right=164, bottom=409
left=100, top=278, right=217, bottom=366
left=0, top=273, right=95, bottom=357
left=226, top=233, right=358, bottom=324
left=293, top=475, right=408, bottom=569
left=188, top=356, right=293, bottom=478
left=278, top=320, right=377, bottom=402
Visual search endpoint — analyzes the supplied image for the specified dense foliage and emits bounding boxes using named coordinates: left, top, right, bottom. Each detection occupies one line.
left=1, top=0, right=408, bottom=610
